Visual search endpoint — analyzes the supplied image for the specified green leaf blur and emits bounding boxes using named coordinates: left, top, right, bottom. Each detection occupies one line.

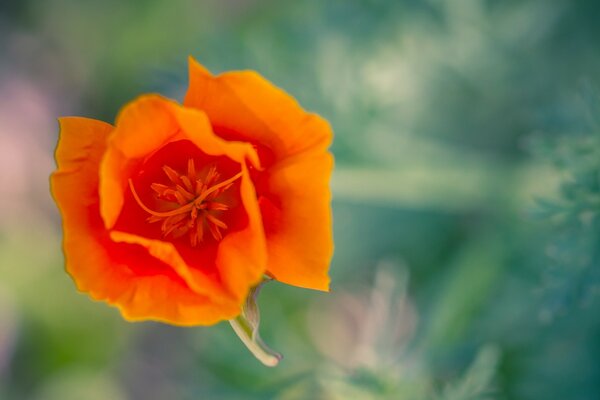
left=0, top=0, right=598, bottom=399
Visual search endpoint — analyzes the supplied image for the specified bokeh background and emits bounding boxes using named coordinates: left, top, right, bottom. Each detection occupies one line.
left=1, top=0, right=599, bottom=399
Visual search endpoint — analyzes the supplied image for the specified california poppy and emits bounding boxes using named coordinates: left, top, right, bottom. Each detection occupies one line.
left=50, top=58, right=333, bottom=358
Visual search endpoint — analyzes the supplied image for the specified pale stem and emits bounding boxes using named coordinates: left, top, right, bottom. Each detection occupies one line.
left=229, top=315, right=282, bottom=367
left=228, top=277, right=282, bottom=367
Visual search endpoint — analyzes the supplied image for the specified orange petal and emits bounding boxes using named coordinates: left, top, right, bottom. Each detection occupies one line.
left=100, top=94, right=260, bottom=230
left=185, top=57, right=334, bottom=291
left=100, top=95, right=267, bottom=301
left=262, top=152, right=334, bottom=291
left=185, top=56, right=333, bottom=161
left=99, top=95, right=180, bottom=230
left=109, top=230, right=232, bottom=302
left=166, top=105, right=267, bottom=300
left=171, top=97, right=261, bottom=168
left=214, top=163, right=267, bottom=300
left=51, top=117, right=239, bottom=325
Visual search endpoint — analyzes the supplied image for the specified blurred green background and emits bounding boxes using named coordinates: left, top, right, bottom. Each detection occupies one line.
left=1, top=0, right=599, bottom=399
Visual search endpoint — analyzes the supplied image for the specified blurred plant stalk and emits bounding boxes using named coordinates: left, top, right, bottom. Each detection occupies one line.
left=332, top=161, right=558, bottom=212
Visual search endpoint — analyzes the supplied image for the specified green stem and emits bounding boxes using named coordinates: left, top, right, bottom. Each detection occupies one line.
left=228, top=278, right=282, bottom=367
left=229, top=315, right=282, bottom=367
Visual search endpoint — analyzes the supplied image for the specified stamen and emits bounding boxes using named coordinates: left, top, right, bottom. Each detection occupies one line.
left=206, top=213, right=228, bottom=230
left=207, top=202, right=229, bottom=211
left=128, top=160, right=242, bottom=246
left=175, top=184, right=195, bottom=201
left=163, top=165, right=182, bottom=185
left=195, top=179, right=204, bottom=195
left=187, top=159, right=196, bottom=180
left=150, top=183, right=170, bottom=196
left=196, top=218, right=204, bottom=242
left=181, top=175, right=194, bottom=193
left=205, top=166, right=219, bottom=187
left=208, top=221, right=223, bottom=241
left=196, top=171, right=243, bottom=204
left=129, top=180, right=194, bottom=218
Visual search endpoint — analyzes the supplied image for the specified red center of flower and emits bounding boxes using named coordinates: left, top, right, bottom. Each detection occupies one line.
left=128, top=159, right=242, bottom=246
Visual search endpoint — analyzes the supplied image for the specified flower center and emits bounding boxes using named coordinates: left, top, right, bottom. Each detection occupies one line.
left=128, top=159, right=242, bottom=246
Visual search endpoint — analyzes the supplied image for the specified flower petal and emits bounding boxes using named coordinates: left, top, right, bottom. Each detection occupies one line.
left=100, top=94, right=260, bottom=230
left=185, top=56, right=333, bottom=161
left=213, top=163, right=266, bottom=299
left=100, top=95, right=267, bottom=302
left=99, top=95, right=180, bottom=230
left=185, top=58, right=334, bottom=291
left=262, top=152, right=334, bottom=291
left=51, top=117, right=236, bottom=325
left=172, top=107, right=267, bottom=300
left=109, top=230, right=232, bottom=302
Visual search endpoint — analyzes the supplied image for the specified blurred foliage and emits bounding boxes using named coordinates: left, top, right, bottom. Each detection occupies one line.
left=1, top=0, right=600, bottom=399
left=436, top=346, right=499, bottom=400
left=528, top=85, right=600, bottom=317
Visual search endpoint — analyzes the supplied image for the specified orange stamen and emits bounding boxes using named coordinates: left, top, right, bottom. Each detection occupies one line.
left=196, top=171, right=242, bottom=204
left=128, top=180, right=194, bottom=218
left=128, top=159, right=242, bottom=245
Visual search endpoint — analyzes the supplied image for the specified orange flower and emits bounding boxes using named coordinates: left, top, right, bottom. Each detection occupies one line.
left=51, top=57, right=333, bottom=326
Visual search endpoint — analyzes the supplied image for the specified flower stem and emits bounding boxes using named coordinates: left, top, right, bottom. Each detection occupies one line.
left=228, top=278, right=282, bottom=367
left=229, top=316, right=281, bottom=367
